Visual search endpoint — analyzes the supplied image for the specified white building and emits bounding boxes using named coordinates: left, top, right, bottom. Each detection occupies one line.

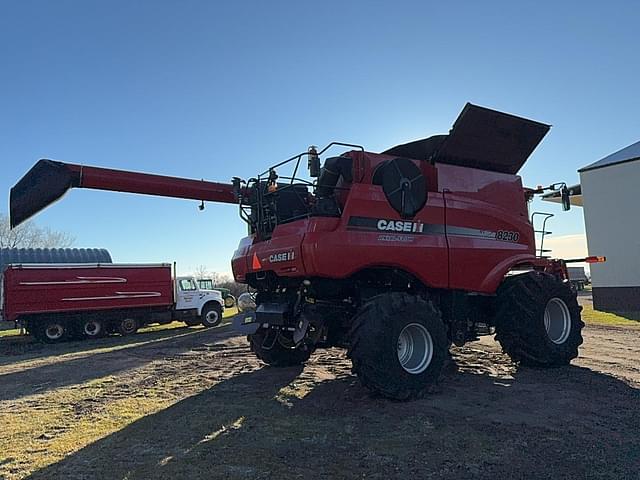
left=578, top=140, right=640, bottom=314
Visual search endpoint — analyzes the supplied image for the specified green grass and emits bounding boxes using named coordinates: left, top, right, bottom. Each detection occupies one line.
left=581, top=304, right=640, bottom=327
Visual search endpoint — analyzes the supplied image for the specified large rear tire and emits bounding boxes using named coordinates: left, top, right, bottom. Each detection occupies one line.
left=494, top=271, right=583, bottom=367
left=249, top=330, right=312, bottom=367
left=347, top=292, right=448, bottom=400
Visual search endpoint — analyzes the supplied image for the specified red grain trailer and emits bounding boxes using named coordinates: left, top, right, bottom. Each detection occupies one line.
left=2, top=263, right=224, bottom=342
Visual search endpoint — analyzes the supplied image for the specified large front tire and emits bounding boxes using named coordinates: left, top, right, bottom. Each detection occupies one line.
left=347, top=292, right=448, bottom=400
left=494, top=271, right=583, bottom=367
left=249, top=330, right=312, bottom=367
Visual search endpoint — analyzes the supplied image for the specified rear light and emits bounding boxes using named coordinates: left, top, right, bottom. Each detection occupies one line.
left=585, top=256, right=606, bottom=263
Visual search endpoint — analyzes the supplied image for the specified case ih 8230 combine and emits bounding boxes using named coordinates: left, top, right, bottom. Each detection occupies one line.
left=10, top=104, right=603, bottom=399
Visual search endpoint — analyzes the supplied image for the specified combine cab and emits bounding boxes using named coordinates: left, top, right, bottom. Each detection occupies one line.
left=10, top=103, right=596, bottom=399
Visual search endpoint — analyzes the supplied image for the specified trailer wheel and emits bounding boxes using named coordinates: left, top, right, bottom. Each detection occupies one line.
left=201, top=302, right=223, bottom=328
left=33, top=319, right=71, bottom=344
left=494, top=271, right=583, bottom=367
left=249, top=330, right=313, bottom=366
left=81, top=318, right=106, bottom=339
left=117, top=317, right=139, bottom=336
left=224, top=295, right=236, bottom=309
left=347, top=292, right=448, bottom=400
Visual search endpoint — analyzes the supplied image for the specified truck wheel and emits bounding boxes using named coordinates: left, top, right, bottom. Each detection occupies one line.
left=201, top=303, right=223, bottom=328
left=249, top=330, right=312, bottom=366
left=33, top=320, right=71, bottom=344
left=81, top=318, right=106, bottom=339
left=347, top=292, right=448, bottom=400
left=117, top=317, right=139, bottom=336
left=224, top=295, right=236, bottom=309
left=494, top=271, right=583, bottom=367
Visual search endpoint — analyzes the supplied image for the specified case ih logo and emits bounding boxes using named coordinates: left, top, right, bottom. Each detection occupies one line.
left=269, top=251, right=295, bottom=263
left=376, top=219, right=424, bottom=233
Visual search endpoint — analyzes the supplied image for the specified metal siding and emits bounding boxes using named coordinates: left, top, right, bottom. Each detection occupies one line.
left=580, top=162, right=640, bottom=290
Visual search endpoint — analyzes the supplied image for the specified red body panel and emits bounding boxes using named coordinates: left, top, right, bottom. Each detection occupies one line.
left=232, top=152, right=538, bottom=294
left=438, top=163, right=536, bottom=293
left=2, top=264, right=173, bottom=322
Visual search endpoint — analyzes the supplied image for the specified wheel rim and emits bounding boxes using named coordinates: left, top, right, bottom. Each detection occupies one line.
left=397, top=323, right=433, bottom=374
left=45, top=324, right=64, bottom=340
left=84, top=320, right=101, bottom=336
left=206, top=310, right=219, bottom=324
left=225, top=297, right=235, bottom=308
left=544, top=297, right=572, bottom=344
left=121, top=318, right=136, bottom=333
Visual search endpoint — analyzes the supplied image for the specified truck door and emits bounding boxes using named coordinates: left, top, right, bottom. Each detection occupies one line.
left=175, top=277, right=198, bottom=311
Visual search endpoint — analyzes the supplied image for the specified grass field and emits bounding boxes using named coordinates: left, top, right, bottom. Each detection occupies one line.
left=581, top=304, right=639, bottom=326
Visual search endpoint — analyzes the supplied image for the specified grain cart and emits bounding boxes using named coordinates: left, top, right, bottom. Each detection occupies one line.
left=10, top=103, right=601, bottom=398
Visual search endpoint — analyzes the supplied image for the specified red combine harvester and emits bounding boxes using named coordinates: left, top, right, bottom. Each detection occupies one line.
left=10, top=104, right=602, bottom=399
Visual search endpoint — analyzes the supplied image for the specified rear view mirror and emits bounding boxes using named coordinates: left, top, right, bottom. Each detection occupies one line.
left=561, top=186, right=571, bottom=211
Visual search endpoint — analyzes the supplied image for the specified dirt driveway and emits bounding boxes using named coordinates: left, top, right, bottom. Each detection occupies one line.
left=0, top=319, right=638, bottom=480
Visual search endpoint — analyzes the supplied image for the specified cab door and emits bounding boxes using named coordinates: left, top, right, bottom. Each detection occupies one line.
left=175, top=277, right=198, bottom=310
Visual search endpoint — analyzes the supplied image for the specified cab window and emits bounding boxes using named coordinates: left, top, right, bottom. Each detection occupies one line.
left=179, top=279, right=197, bottom=291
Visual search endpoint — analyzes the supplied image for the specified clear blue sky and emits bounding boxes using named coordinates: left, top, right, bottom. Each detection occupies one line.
left=1, top=1, right=638, bottom=275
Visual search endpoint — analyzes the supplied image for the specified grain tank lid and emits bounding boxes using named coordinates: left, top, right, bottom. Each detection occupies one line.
left=382, top=103, right=550, bottom=175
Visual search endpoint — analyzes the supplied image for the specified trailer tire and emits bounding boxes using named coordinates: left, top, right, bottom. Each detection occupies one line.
left=81, top=318, right=106, bottom=339
left=494, top=271, right=583, bottom=367
left=347, top=292, right=448, bottom=400
left=201, top=302, right=223, bottom=328
left=117, top=317, right=139, bottom=336
left=249, top=330, right=312, bottom=366
left=224, top=295, right=236, bottom=309
left=33, top=319, right=71, bottom=344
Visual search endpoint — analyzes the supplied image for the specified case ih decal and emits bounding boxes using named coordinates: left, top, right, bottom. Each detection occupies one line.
left=348, top=216, right=520, bottom=243
left=269, top=251, right=295, bottom=263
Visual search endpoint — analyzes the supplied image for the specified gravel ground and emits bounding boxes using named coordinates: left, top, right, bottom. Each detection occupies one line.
left=0, top=313, right=638, bottom=480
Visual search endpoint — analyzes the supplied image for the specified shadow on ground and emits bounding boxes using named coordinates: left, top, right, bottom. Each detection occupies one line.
left=26, top=351, right=640, bottom=480
left=0, top=325, right=234, bottom=402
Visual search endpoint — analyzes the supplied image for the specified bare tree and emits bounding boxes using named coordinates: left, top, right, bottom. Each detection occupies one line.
left=193, top=265, right=213, bottom=281
left=0, top=213, right=74, bottom=249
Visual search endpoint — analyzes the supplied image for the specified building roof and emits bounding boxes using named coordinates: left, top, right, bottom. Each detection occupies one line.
left=579, top=140, right=640, bottom=173
left=0, top=248, right=112, bottom=272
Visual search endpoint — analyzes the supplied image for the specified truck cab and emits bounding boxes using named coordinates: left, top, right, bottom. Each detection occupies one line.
left=175, top=276, right=225, bottom=327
